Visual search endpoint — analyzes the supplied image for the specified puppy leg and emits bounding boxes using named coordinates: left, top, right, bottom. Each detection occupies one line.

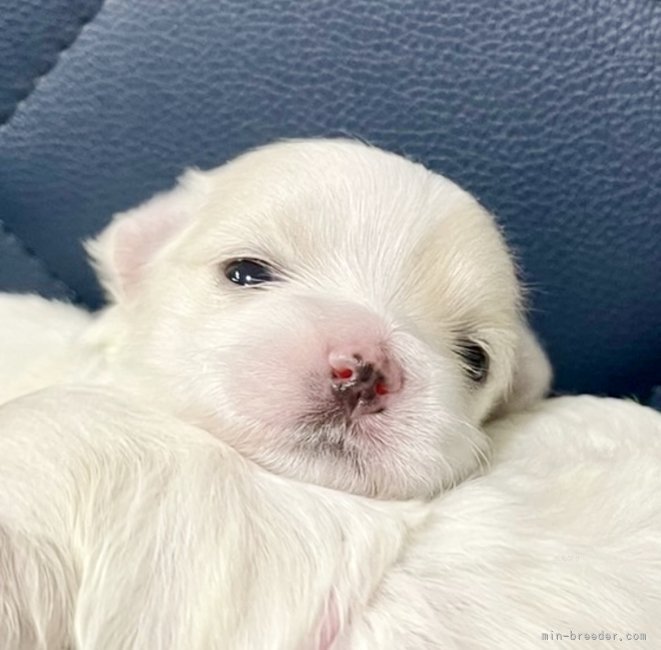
left=0, top=294, right=91, bottom=404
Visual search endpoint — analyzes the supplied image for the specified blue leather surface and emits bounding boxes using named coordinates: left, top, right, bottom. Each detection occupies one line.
left=0, top=0, right=104, bottom=123
left=0, top=221, right=75, bottom=300
left=0, top=0, right=659, bottom=400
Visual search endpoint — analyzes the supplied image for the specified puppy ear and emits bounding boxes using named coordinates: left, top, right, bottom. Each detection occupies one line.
left=496, top=321, right=553, bottom=416
left=86, top=170, right=207, bottom=302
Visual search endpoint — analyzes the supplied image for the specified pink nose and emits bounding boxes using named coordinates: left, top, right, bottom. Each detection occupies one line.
left=328, top=347, right=403, bottom=417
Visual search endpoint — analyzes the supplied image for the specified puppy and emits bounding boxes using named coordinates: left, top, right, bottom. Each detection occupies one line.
left=0, top=138, right=551, bottom=500
left=2, top=140, right=661, bottom=649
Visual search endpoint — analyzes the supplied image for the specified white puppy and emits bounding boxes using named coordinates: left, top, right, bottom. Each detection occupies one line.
left=2, top=139, right=659, bottom=649
left=0, top=139, right=550, bottom=499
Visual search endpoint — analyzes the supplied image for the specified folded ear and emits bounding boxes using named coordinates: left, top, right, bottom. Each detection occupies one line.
left=495, top=321, right=553, bottom=417
left=86, top=170, right=207, bottom=303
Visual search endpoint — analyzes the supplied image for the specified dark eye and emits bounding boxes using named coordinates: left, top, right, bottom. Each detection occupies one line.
left=456, top=339, right=489, bottom=383
left=223, top=258, right=276, bottom=286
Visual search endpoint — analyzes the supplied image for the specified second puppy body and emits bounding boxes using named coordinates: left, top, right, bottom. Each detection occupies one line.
left=2, top=386, right=660, bottom=650
left=0, top=386, right=426, bottom=650
left=0, top=138, right=550, bottom=499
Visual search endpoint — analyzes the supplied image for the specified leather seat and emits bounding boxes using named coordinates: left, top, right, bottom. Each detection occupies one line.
left=1, top=0, right=659, bottom=402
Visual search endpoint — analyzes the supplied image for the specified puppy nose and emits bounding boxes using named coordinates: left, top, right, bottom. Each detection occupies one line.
left=328, top=348, right=402, bottom=417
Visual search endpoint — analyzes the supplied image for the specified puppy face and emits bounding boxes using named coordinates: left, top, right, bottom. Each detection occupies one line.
left=89, top=139, right=550, bottom=499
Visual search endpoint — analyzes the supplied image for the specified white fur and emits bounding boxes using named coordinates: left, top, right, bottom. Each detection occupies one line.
left=2, top=139, right=657, bottom=649
left=0, top=386, right=426, bottom=649
left=0, top=295, right=92, bottom=405
left=1, top=389, right=659, bottom=649
left=1, top=139, right=551, bottom=500
left=350, top=396, right=661, bottom=649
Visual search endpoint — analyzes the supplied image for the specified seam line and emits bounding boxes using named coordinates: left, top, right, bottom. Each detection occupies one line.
left=0, top=219, right=81, bottom=302
left=0, top=0, right=107, bottom=130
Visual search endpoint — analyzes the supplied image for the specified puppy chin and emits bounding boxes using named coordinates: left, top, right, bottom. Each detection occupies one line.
left=252, top=413, right=486, bottom=500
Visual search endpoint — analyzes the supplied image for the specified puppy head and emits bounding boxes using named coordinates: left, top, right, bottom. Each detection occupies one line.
left=88, top=139, right=551, bottom=499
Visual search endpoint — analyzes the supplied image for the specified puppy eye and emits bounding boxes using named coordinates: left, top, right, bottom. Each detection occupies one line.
left=456, top=339, right=489, bottom=383
left=223, top=258, right=276, bottom=286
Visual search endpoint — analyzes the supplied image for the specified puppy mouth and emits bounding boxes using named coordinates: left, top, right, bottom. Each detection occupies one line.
left=330, top=386, right=387, bottom=419
left=296, top=398, right=389, bottom=458
left=305, top=401, right=386, bottom=428
left=331, top=381, right=387, bottom=419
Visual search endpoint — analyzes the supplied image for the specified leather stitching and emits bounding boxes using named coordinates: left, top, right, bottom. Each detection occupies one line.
left=0, top=0, right=106, bottom=130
